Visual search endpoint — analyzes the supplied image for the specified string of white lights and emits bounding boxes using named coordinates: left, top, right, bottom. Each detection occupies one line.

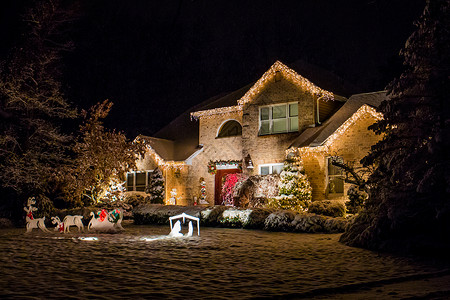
left=287, top=104, right=383, bottom=157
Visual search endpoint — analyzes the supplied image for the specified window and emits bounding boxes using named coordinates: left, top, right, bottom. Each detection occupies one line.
left=259, top=163, right=284, bottom=175
left=327, top=157, right=344, bottom=195
left=217, top=120, right=242, bottom=138
left=126, top=170, right=153, bottom=192
left=259, top=102, right=298, bottom=135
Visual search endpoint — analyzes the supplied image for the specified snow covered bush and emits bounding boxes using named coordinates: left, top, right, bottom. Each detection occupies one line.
left=220, top=208, right=252, bottom=227
left=221, top=173, right=247, bottom=206
left=346, top=185, right=368, bottom=214
left=308, top=200, right=346, bottom=217
left=145, top=168, right=165, bottom=204
left=233, top=174, right=279, bottom=208
left=267, top=157, right=312, bottom=211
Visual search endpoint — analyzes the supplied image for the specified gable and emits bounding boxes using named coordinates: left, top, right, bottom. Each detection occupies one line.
left=237, top=61, right=335, bottom=107
left=191, top=60, right=341, bottom=120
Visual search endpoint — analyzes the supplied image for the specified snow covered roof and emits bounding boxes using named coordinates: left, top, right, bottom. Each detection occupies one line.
left=140, top=60, right=363, bottom=163
left=290, top=91, right=386, bottom=148
left=191, top=60, right=356, bottom=119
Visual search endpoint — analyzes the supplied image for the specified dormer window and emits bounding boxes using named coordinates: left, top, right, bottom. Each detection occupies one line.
left=217, top=120, right=242, bottom=138
left=259, top=102, right=298, bottom=135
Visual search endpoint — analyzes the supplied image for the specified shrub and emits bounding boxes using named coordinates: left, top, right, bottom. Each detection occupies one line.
left=308, top=200, right=346, bottom=218
left=221, top=173, right=246, bottom=206
left=267, top=195, right=307, bottom=212
left=312, top=200, right=346, bottom=217
left=124, top=194, right=147, bottom=208
left=200, top=206, right=228, bottom=226
left=266, top=157, right=312, bottom=212
left=234, top=174, right=279, bottom=208
left=145, top=168, right=165, bottom=204
left=346, top=185, right=368, bottom=214
left=244, top=208, right=273, bottom=229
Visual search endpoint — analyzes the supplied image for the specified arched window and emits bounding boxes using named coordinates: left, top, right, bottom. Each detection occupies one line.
left=217, top=120, right=242, bottom=138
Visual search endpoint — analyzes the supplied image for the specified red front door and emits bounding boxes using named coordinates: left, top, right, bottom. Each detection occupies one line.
left=214, top=168, right=242, bottom=205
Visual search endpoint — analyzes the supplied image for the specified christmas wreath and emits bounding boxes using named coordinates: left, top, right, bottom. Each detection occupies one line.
left=207, top=161, right=217, bottom=174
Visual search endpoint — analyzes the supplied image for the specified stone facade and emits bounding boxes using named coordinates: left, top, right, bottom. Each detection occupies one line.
left=128, top=62, right=384, bottom=206
left=301, top=112, right=382, bottom=201
left=242, top=78, right=315, bottom=176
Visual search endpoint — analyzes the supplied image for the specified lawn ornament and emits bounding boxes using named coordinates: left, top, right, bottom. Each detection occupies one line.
left=187, top=221, right=193, bottom=237
left=88, top=209, right=124, bottom=232
left=169, top=220, right=183, bottom=237
left=168, top=213, right=200, bottom=236
left=24, top=197, right=49, bottom=233
left=51, top=216, right=64, bottom=233
left=167, top=189, right=177, bottom=205
left=62, top=215, right=84, bottom=233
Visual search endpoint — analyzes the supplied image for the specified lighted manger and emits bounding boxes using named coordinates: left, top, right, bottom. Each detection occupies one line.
left=168, top=213, right=200, bottom=237
left=88, top=209, right=124, bottom=232
left=24, top=197, right=50, bottom=233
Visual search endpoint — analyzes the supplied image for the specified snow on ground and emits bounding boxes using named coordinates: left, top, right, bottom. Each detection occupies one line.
left=0, top=224, right=448, bottom=299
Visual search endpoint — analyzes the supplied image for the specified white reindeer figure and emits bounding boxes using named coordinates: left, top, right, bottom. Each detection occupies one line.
left=23, top=197, right=49, bottom=233
left=51, top=216, right=64, bottom=233
left=62, top=215, right=84, bottom=233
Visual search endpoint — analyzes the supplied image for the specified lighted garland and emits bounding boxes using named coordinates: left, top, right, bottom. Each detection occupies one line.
left=134, top=136, right=187, bottom=169
left=286, top=104, right=383, bottom=158
left=238, top=61, right=334, bottom=106
left=191, top=105, right=242, bottom=120
left=190, top=61, right=334, bottom=120
left=207, top=160, right=242, bottom=175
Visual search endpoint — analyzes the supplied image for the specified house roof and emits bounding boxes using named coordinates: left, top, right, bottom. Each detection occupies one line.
left=290, top=91, right=386, bottom=148
left=142, top=60, right=365, bottom=163
left=191, top=60, right=356, bottom=119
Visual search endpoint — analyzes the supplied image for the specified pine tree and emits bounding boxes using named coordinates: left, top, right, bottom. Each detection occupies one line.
left=0, top=0, right=78, bottom=216
left=146, top=168, right=165, bottom=204
left=341, top=0, right=450, bottom=254
left=268, top=157, right=312, bottom=211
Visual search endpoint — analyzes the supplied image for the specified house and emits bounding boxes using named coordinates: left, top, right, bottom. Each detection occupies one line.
left=127, top=61, right=385, bottom=205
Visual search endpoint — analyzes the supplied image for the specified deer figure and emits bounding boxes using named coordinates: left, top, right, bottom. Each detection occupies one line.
left=51, top=216, right=64, bottom=233
left=24, top=197, right=49, bottom=233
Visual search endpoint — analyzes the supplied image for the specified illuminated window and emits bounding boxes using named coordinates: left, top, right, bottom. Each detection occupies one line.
left=217, top=120, right=242, bottom=138
left=126, top=170, right=153, bottom=192
left=259, top=102, right=298, bottom=135
left=259, top=163, right=284, bottom=175
left=327, top=157, right=344, bottom=195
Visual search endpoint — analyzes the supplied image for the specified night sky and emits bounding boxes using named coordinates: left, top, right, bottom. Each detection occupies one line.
left=0, top=0, right=424, bottom=138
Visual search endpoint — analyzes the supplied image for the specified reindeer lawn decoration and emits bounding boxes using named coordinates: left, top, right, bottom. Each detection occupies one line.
left=51, top=216, right=64, bottom=233
left=51, top=215, right=84, bottom=233
left=24, top=197, right=50, bottom=233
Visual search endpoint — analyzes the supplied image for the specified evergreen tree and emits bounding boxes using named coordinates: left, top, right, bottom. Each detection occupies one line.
left=341, top=0, right=450, bottom=254
left=0, top=0, right=78, bottom=217
left=268, top=157, right=312, bottom=211
left=145, top=168, right=165, bottom=204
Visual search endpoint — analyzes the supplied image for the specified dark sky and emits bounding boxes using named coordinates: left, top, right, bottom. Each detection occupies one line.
left=1, top=0, right=425, bottom=138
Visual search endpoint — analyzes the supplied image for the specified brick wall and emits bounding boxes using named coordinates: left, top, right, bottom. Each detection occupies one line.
left=187, top=111, right=244, bottom=205
left=242, top=78, right=315, bottom=175
left=301, top=113, right=383, bottom=201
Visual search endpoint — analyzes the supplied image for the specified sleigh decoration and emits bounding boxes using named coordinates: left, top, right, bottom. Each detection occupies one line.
left=88, top=209, right=124, bottom=232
